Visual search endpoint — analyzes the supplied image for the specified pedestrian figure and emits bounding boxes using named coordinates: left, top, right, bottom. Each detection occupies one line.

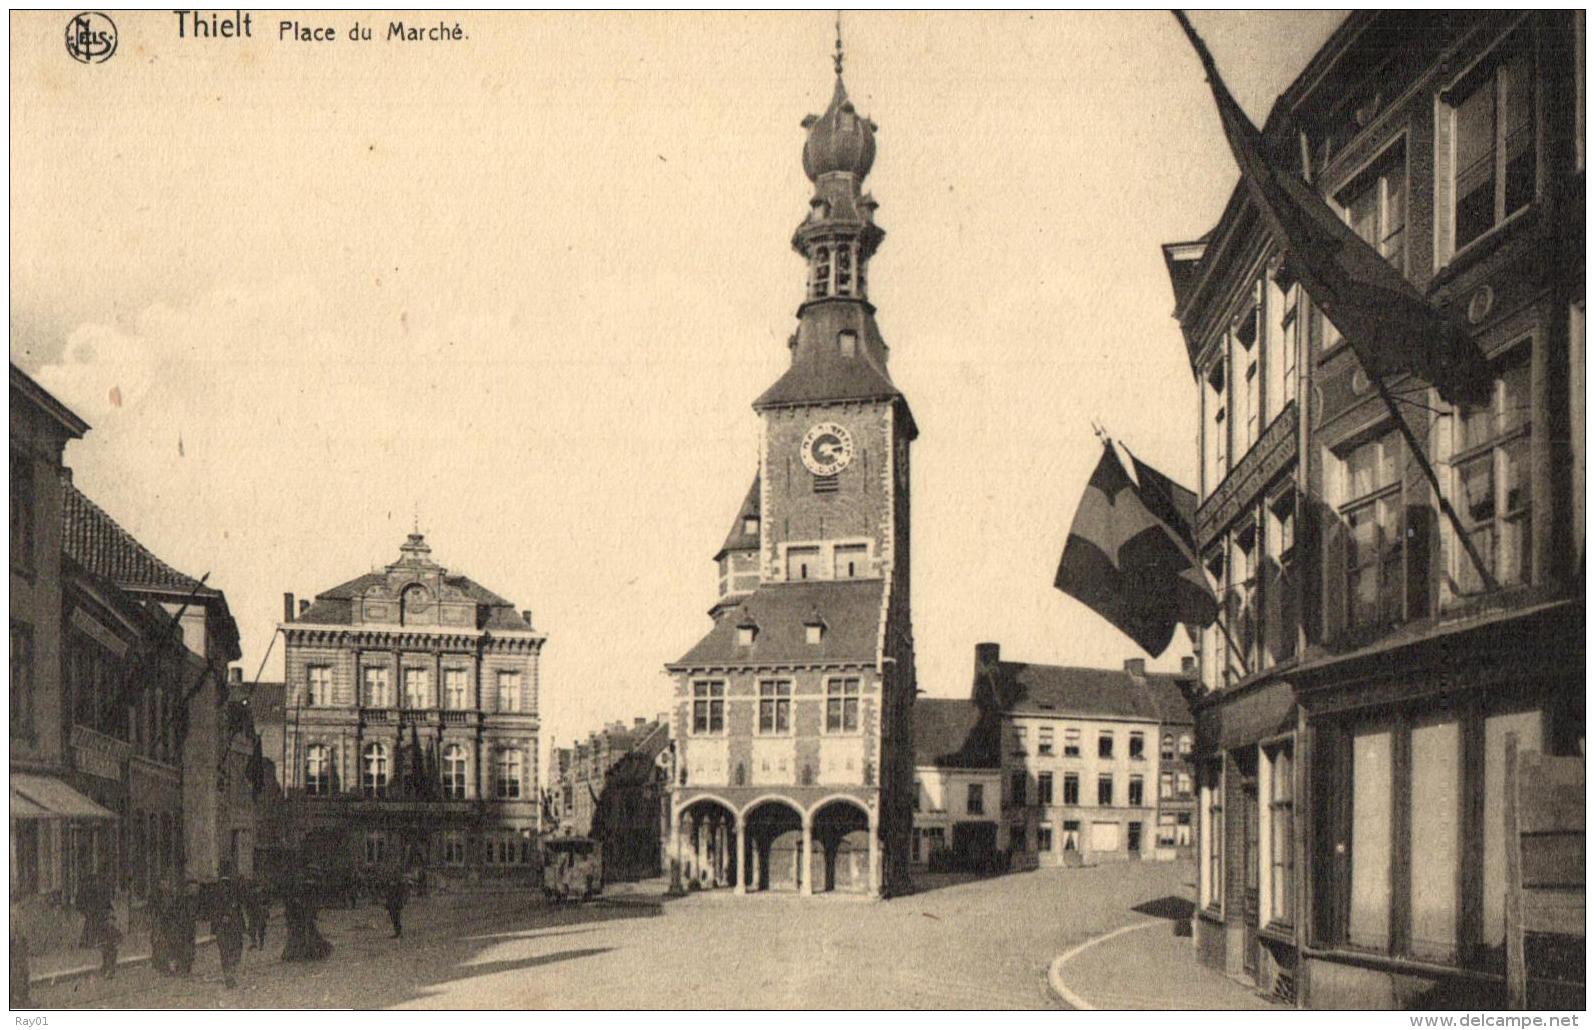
left=10, top=894, right=31, bottom=1010
left=97, top=899, right=122, bottom=980
left=242, top=879, right=268, bottom=950
left=213, top=877, right=246, bottom=988
left=76, top=877, right=105, bottom=948
left=148, top=883, right=172, bottom=975
left=281, top=879, right=332, bottom=962
left=384, top=875, right=408, bottom=938
left=172, top=884, right=197, bottom=976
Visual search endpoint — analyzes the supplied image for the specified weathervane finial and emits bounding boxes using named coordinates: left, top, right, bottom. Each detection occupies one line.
left=833, top=11, right=844, bottom=76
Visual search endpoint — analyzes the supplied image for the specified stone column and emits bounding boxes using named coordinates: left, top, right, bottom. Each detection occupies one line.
left=694, top=813, right=708, bottom=884
left=801, top=816, right=814, bottom=896
left=734, top=814, right=746, bottom=895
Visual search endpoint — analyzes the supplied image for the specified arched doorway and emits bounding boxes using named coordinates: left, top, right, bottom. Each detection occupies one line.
left=811, top=799, right=871, bottom=894
left=678, top=798, right=737, bottom=890
left=743, top=800, right=804, bottom=892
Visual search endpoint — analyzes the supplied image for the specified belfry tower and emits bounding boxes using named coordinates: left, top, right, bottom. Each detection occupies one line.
left=666, top=34, right=918, bottom=898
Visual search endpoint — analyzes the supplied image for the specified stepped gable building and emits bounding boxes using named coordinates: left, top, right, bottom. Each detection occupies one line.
left=1162, top=11, right=1583, bottom=1008
left=279, top=533, right=544, bottom=883
left=666, top=55, right=919, bottom=897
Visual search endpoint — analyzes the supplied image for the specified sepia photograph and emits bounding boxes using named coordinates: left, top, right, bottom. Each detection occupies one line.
left=6, top=8, right=1587, bottom=1014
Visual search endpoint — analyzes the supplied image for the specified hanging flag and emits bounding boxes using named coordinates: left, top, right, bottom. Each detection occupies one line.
left=1172, top=11, right=1491, bottom=408
left=1055, top=439, right=1219, bottom=656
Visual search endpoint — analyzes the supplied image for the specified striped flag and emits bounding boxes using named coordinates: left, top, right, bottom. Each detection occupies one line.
left=1174, top=11, right=1491, bottom=408
left=1055, top=440, right=1218, bottom=656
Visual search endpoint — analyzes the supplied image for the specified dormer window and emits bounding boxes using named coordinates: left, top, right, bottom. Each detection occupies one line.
left=804, top=612, right=827, bottom=644
left=736, top=620, right=759, bottom=646
left=743, top=516, right=759, bottom=536
left=838, top=331, right=857, bottom=358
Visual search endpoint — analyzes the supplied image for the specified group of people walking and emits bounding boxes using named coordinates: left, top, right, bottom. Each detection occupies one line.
left=9, top=867, right=422, bottom=998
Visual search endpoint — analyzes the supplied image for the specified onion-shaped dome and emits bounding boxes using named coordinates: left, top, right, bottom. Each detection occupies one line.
left=802, top=76, right=876, bottom=182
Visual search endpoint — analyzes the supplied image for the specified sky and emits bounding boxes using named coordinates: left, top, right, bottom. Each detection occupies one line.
left=11, top=10, right=1346, bottom=770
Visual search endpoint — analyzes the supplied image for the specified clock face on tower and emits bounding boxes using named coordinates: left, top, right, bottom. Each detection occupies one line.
left=800, top=422, right=854, bottom=476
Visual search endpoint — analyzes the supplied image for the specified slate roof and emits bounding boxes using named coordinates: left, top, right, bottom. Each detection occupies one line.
left=236, top=681, right=286, bottom=726
left=670, top=579, right=885, bottom=669
left=989, top=660, right=1194, bottom=726
left=753, top=300, right=909, bottom=419
left=914, top=697, right=999, bottom=769
left=714, top=476, right=761, bottom=559
left=61, top=480, right=217, bottom=596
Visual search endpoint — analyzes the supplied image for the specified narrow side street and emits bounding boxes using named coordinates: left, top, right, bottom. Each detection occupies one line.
left=28, top=862, right=1262, bottom=1010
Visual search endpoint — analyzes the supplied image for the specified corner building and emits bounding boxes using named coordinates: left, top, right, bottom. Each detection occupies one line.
left=666, top=66, right=918, bottom=897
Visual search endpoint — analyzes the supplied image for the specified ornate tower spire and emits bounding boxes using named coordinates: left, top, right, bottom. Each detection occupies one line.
left=795, top=32, right=881, bottom=308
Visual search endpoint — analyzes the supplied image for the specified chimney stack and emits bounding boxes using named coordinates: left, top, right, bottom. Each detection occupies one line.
left=1181, top=656, right=1197, bottom=676
left=1123, top=658, right=1147, bottom=678
left=975, top=642, right=1001, bottom=670
left=283, top=593, right=295, bottom=622
left=522, top=610, right=533, bottom=627
left=229, top=667, right=243, bottom=686
left=299, top=599, right=310, bottom=617
left=634, top=717, right=647, bottom=728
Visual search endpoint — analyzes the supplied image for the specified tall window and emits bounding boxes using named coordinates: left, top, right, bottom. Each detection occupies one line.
left=1204, top=767, right=1224, bottom=911
left=362, top=743, right=388, bottom=797
left=758, top=680, right=791, bottom=734
left=1097, top=774, right=1114, bottom=806
left=11, top=622, right=33, bottom=740
left=1098, top=732, right=1114, bottom=759
left=1063, top=727, right=1081, bottom=757
left=1268, top=742, right=1295, bottom=927
left=497, top=671, right=522, bottom=712
left=825, top=677, right=860, bottom=733
left=1161, top=771, right=1175, bottom=797
left=362, top=667, right=391, bottom=708
left=444, top=668, right=468, bottom=710
left=1011, top=726, right=1028, bottom=755
left=966, top=783, right=984, bottom=816
left=1204, top=358, right=1229, bottom=495
left=402, top=668, right=429, bottom=709
left=1038, top=772, right=1054, bottom=805
left=1453, top=347, right=1532, bottom=594
left=442, top=831, right=466, bottom=865
left=307, top=665, right=333, bottom=707
left=1231, top=519, right=1261, bottom=672
left=1063, top=773, right=1079, bottom=805
left=1340, top=143, right=1408, bottom=275
left=494, top=748, right=523, bottom=799
left=1236, top=309, right=1261, bottom=451
left=1341, top=431, right=1405, bottom=629
left=364, top=832, right=387, bottom=865
left=1268, top=270, right=1300, bottom=420
left=691, top=681, right=724, bottom=735
left=1129, top=732, right=1145, bottom=760
left=442, top=744, right=467, bottom=800
left=305, top=744, right=331, bottom=796
left=1128, top=775, right=1145, bottom=807
left=1062, top=820, right=1081, bottom=852
left=1038, top=726, right=1054, bottom=756
left=1010, top=771, right=1027, bottom=806
left=1268, top=490, right=1299, bottom=662
left=1448, top=34, right=1535, bottom=253
left=10, top=452, right=34, bottom=573
left=1161, top=734, right=1175, bottom=760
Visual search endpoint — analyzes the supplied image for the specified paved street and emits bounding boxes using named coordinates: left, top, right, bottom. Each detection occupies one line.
left=29, top=861, right=1223, bottom=1009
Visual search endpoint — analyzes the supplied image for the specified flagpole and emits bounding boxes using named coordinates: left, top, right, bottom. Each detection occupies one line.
left=1372, top=374, right=1500, bottom=593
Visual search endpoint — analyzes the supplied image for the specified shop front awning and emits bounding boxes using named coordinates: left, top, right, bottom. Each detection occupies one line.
left=11, top=775, right=116, bottom=821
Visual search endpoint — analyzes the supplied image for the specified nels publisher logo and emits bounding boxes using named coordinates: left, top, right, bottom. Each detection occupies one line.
left=65, top=12, right=117, bottom=64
